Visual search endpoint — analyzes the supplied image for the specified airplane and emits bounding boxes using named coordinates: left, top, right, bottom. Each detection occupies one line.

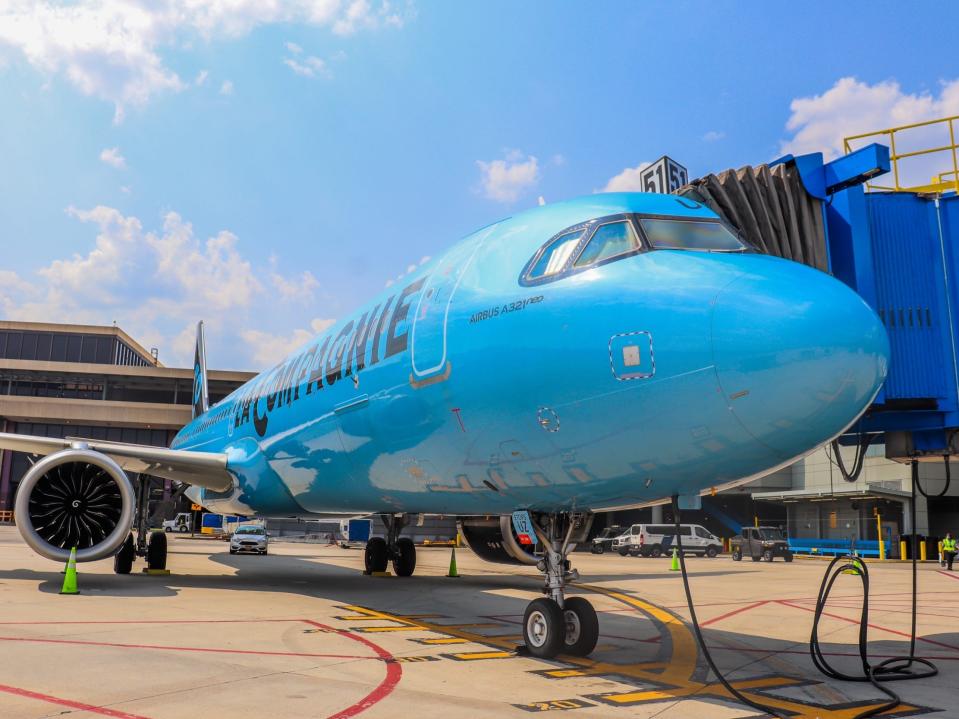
left=0, top=192, right=888, bottom=659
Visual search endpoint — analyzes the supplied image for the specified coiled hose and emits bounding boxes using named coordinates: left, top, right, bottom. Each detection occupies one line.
left=671, top=469, right=936, bottom=719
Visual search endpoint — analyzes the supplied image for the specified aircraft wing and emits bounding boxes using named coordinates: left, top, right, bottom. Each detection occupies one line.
left=0, top=432, right=234, bottom=493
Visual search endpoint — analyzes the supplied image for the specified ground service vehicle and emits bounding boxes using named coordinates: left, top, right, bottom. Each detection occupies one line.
left=731, top=526, right=793, bottom=562
left=614, top=523, right=724, bottom=557
left=161, top=512, right=192, bottom=533
left=590, top=525, right=625, bottom=554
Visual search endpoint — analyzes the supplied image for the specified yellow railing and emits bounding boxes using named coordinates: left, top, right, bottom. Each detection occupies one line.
left=0, top=510, right=14, bottom=524
left=844, top=114, right=959, bottom=194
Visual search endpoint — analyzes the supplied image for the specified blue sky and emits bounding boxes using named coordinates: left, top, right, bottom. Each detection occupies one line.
left=2, top=1, right=958, bottom=369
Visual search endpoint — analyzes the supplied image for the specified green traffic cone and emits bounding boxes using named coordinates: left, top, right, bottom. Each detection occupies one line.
left=60, top=547, right=79, bottom=595
left=669, top=547, right=680, bottom=571
left=447, top=545, right=460, bottom=578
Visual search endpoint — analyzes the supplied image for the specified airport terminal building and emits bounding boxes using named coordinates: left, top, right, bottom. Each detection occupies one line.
left=0, top=321, right=254, bottom=517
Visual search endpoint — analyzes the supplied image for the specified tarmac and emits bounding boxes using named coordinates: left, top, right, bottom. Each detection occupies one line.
left=0, top=525, right=956, bottom=719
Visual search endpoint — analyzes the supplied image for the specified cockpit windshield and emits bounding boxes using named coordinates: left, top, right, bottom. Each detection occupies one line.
left=640, top=218, right=746, bottom=252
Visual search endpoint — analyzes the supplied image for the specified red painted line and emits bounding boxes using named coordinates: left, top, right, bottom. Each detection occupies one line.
left=777, top=600, right=959, bottom=651
left=700, top=600, right=769, bottom=627
left=302, top=620, right=402, bottom=719
left=937, top=570, right=959, bottom=581
left=0, top=618, right=299, bottom=626
left=0, top=683, right=150, bottom=719
left=0, top=635, right=367, bottom=661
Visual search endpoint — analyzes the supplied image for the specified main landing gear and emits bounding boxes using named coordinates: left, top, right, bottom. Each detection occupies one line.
left=114, top=474, right=167, bottom=575
left=365, top=513, right=416, bottom=577
left=522, top=513, right=598, bottom=659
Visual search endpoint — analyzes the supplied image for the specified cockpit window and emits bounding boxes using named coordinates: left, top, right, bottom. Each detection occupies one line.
left=573, top=220, right=639, bottom=267
left=527, top=229, right=584, bottom=279
left=640, top=218, right=745, bottom=252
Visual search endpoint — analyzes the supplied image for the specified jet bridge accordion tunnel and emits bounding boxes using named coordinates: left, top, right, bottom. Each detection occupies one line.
left=680, top=139, right=959, bottom=463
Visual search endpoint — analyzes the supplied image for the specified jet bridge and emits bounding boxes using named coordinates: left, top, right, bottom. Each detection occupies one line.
left=681, top=114, right=959, bottom=463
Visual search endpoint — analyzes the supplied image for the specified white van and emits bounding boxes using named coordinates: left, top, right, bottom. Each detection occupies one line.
left=612, top=523, right=723, bottom=558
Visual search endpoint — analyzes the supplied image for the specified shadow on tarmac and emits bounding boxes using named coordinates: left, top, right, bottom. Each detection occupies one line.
left=1, top=546, right=956, bottom=717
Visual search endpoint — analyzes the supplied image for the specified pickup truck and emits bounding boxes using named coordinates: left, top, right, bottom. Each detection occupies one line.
left=731, top=526, right=793, bottom=562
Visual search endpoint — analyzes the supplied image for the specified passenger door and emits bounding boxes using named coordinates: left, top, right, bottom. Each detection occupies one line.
left=410, top=232, right=491, bottom=385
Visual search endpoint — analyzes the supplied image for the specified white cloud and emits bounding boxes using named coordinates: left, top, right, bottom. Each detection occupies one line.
left=476, top=150, right=539, bottom=203
left=780, top=77, right=959, bottom=161
left=0, top=1, right=408, bottom=120
left=99, top=146, right=126, bottom=169
left=285, top=41, right=303, bottom=54
left=383, top=254, right=430, bottom=288
left=219, top=80, right=234, bottom=95
left=1, top=205, right=330, bottom=370
left=702, top=130, right=725, bottom=142
left=240, top=328, right=315, bottom=367
left=271, top=270, right=319, bottom=302
left=283, top=56, right=330, bottom=79
left=241, top=316, right=336, bottom=366
left=194, top=69, right=208, bottom=86
left=311, top=317, right=336, bottom=334
left=601, top=161, right=651, bottom=192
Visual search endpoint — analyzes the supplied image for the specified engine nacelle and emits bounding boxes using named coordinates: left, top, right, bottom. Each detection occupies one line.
left=14, top=448, right=135, bottom=562
left=458, top=516, right=539, bottom=565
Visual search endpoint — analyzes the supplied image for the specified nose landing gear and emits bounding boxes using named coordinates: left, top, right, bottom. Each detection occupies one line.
left=521, top=513, right=598, bottom=659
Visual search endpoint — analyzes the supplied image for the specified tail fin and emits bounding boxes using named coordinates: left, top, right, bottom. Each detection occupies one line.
left=192, top=321, right=210, bottom=419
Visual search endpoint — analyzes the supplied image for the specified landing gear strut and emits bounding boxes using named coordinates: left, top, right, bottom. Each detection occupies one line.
left=365, top=513, right=416, bottom=577
left=113, top=474, right=167, bottom=574
left=522, top=513, right=598, bottom=659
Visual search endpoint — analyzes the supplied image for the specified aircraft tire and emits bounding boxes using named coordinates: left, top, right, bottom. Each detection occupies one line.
left=365, top=537, right=388, bottom=574
left=147, top=531, right=167, bottom=570
left=523, top=598, right=565, bottom=659
left=147, top=532, right=166, bottom=569
left=393, top=538, right=416, bottom=577
left=563, top=597, right=599, bottom=657
left=114, top=534, right=134, bottom=575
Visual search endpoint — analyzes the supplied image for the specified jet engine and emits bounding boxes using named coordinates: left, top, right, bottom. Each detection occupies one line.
left=14, top=448, right=135, bottom=562
left=458, top=516, right=539, bottom=565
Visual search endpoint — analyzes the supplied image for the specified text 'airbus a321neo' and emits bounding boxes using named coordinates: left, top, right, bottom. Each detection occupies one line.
left=0, top=192, right=888, bottom=659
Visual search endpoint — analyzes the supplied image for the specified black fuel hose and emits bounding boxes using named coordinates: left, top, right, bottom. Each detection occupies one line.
left=671, top=481, right=936, bottom=719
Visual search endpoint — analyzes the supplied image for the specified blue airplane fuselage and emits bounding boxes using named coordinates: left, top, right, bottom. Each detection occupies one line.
left=172, top=193, right=888, bottom=518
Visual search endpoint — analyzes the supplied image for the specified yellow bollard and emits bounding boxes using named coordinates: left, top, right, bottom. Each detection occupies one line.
left=877, top=513, right=885, bottom=560
left=900, top=540, right=907, bottom=561
left=920, top=540, right=927, bottom=562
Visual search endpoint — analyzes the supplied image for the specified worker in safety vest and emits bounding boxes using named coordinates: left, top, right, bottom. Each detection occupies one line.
left=943, top=533, right=958, bottom=571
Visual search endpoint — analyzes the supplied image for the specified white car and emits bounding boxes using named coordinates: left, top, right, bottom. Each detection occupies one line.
left=613, top=523, right=723, bottom=558
left=229, top=525, right=269, bottom=555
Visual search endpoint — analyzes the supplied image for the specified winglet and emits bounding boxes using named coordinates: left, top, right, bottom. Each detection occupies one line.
left=192, top=321, right=210, bottom=419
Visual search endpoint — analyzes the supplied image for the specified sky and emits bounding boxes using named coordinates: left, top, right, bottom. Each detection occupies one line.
left=2, top=1, right=959, bottom=370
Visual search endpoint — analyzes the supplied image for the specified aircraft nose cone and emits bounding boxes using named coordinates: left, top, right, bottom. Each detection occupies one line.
left=711, top=259, right=889, bottom=459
